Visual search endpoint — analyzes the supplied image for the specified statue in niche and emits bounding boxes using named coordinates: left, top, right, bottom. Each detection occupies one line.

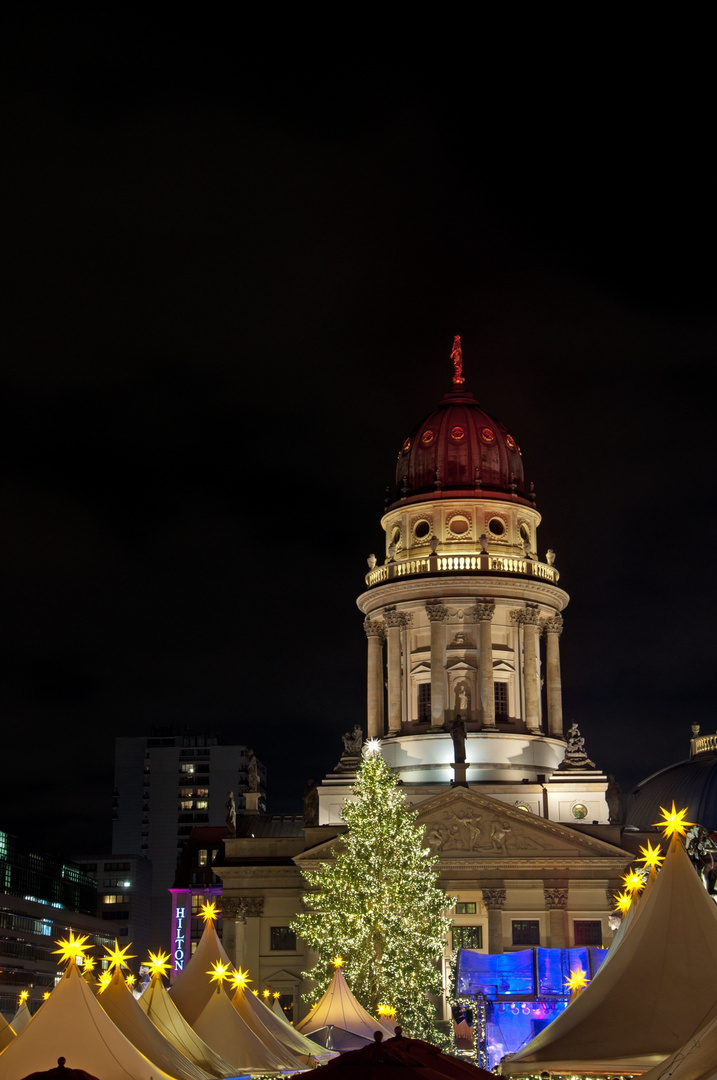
left=342, top=724, right=363, bottom=756
left=448, top=714, right=467, bottom=763
left=225, top=791, right=236, bottom=837
left=247, top=749, right=259, bottom=792
left=456, top=685, right=471, bottom=713
left=303, top=778, right=319, bottom=827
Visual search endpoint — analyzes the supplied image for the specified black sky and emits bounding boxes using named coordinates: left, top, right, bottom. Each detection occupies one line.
left=1, top=16, right=715, bottom=856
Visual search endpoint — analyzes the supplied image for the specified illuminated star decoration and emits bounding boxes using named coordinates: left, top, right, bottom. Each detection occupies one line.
left=263, top=989, right=271, bottom=999
left=273, top=991, right=281, bottom=999
left=637, top=840, right=665, bottom=871
left=53, top=931, right=91, bottom=967
left=613, top=890, right=632, bottom=915
left=200, top=900, right=220, bottom=923
left=208, top=960, right=231, bottom=985
left=231, top=968, right=251, bottom=990
left=565, top=969, right=588, bottom=994
left=653, top=802, right=695, bottom=840
left=363, top=738, right=382, bottom=759
left=378, top=1003, right=397, bottom=1018
left=332, top=956, right=344, bottom=968
left=146, top=950, right=172, bottom=982
left=104, top=940, right=137, bottom=971
left=43, top=992, right=51, bottom=1000
left=19, top=990, right=29, bottom=1003
left=97, top=970, right=113, bottom=992
left=82, top=955, right=96, bottom=973
left=622, top=868, right=647, bottom=893
left=125, top=973, right=136, bottom=988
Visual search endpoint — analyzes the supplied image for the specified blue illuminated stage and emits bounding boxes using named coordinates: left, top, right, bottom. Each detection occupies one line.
left=454, top=946, right=608, bottom=1068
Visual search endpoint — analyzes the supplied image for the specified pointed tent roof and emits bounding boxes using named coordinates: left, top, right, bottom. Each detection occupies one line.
left=295, top=964, right=395, bottom=1048
left=501, top=837, right=717, bottom=1075
left=97, top=968, right=212, bottom=1080
left=0, top=961, right=176, bottom=1080
left=0, top=1012, right=17, bottom=1051
left=641, top=1007, right=717, bottom=1080
left=139, top=976, right=239, bottom=1078
left=230, top=984, right=330, bottom=1066
left=169, top=918, right=232, bottom=1026
left=11, top=999, right=33, bottom=1034
left=192, top=984, right=292, bottom=1075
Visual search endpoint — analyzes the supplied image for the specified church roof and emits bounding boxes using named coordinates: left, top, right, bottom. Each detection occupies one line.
left=389, top=386, right=530, bottom=510
left=625, top=751, right=717, bottom=833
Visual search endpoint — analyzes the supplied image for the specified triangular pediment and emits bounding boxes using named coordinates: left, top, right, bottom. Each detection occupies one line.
left=414, top=786, right=631, bottom=863
left=446, top=658, right=476, bottom=673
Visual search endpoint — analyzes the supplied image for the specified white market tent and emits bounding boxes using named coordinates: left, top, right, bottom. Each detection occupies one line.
left=192, top=984, right=298, bottom=1075
left=0, top=1013, right=16, bottom=1052
left=169, top=918, right=232, bottom=1026
left=501, top=836, right=717, bottom=1077
left=98, top=968, right=213, bottom=1080
left=0, top=961, right=177, bottom=1080
left=230, top=985, right=330, bottom=1067
left=10, top=999, right=32, bottom=1035
left=294, top=964, right=395, bottom=1051
left=140, top=974, right=239, bottom=1078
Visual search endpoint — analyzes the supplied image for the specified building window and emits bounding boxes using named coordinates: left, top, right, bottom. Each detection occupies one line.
left=270, top=926, right=296, bottom=951
left=418, top=683, right=431, bottom=722
left=453, top=925, right=483, bottom=950
left=197, top=849, right=209, bottom=866
left=512, top=920, right=540, bottom=946
left=574, top=920, right=602, bottom=946
left=455, top=902, right=476, bottom=915
left=180, top=800, right=194, bottom=810
left=494, top=682, right=509, bottom=719
left=103, top=894, right=129, bottom=905
left=196, top=788, right=209, bottom=796
left=180, top=764, right=195, bottom=774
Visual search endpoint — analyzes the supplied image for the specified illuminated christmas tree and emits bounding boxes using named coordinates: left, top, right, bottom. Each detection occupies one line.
left=293, top=739, right=452, bottom=1041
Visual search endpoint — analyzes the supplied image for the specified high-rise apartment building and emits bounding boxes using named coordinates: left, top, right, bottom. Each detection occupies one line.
left=112, top=732, right=266, bottom=948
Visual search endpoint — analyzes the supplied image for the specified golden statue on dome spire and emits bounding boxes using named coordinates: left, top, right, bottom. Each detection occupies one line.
left=450, top=334, right=464, bottom=385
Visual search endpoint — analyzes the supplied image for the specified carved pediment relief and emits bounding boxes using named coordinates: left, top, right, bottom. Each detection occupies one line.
left=416, top=788, right=628, bottom=861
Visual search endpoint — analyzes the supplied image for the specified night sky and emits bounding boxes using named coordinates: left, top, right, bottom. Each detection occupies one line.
left=2, top=17, right=715, bottom=857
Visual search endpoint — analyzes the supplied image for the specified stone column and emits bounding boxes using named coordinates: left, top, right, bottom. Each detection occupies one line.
left=522, top=604, right=541, bottom=732
left=364, top=619, right=385, bottom=739
left=384, top=608, right=404, bottom=734
left=236, top=896, right=263, bottom=975
left=543, top=614, right=564, bottom=739
left=220, top=897, right=245, bottom=968
left=474, top=600, right=496, bottom=729
left=426, top=601, right=449, bottom=729
left=482, top=888, right=506, bottom=953
left=544, top=887, right=568, bottom=947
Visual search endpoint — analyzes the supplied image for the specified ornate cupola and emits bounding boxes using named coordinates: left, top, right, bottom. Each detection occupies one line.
left=356, top=338, right=581, bottom=803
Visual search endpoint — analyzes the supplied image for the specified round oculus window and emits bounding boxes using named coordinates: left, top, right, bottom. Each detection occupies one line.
left=391, top=526, right=401, bottom=546
left=414, top=519, right=431, bottom=539
left=450, top=425, right=465, bottom=441
left=488, top=517, right=505, bottom=536
left=402, top=437, right=412, bottom=453
left=421, top=429, right=435, bottom=446
left=481, top=427, right=495, bottom=444
left=448, top=516, right=470, bottom=535
left=520, top=524, right=530, bottom=542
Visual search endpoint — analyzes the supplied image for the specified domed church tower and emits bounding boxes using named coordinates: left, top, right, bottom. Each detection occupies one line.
left=348, top=338, right=607, bottom=822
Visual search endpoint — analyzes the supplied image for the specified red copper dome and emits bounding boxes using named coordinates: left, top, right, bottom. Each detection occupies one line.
left=390, top=387, right=531, bottom=509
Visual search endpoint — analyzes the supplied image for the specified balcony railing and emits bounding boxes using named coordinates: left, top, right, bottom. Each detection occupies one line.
left=365, top=553, right=559, bottom=588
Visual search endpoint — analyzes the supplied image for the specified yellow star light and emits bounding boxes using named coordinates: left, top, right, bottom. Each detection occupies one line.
left=125, top=973, right=136, bottom=987
left=613, top=890, right=632, bottom=914
left=104, top=940, right=136, bottom=971
left=43, top=992, right=51, bottom=1000
left=146, top=950, right=172, bottom=981
left=652, top=802, right=695, bottom=839
left=565, top=969, right=588, bottom=993
left=53, top=930, right=91, bottom=967
left=19, top=990, right=29, bottom=1003
left=378, top=1003, right=397, bottom=1017
left=200, top=900, right=220, bottom=923
left=636, top=840, right=664, bottom=870
left=273, top=991, right=281, bottom=999
left=97, top=970, right=113, bottom=992
left=622, top=868, right=646, bottom=893
left=332, top=956, right=344, bottom=968
left=231, top=968, right=251, bottom=990
left=82, top=955, right=96, bottom=973
left=252, top=988, right=259, bottom=996
left=208, top=960, right=231, bottom=984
